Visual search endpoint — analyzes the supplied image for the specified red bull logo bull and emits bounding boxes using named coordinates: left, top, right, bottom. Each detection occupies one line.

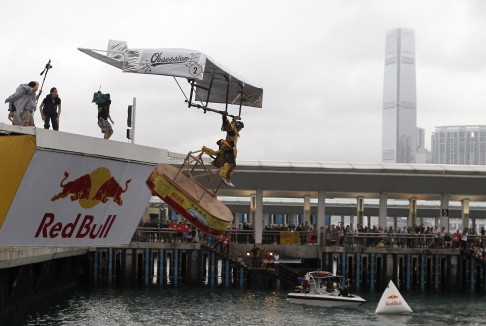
left=385, top=293, right=403, bottom=306
left=51, top=168, right=131, bottom=209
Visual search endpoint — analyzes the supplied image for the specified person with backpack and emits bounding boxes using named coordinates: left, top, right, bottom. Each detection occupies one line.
left=93, top=92, right=114, bottom=139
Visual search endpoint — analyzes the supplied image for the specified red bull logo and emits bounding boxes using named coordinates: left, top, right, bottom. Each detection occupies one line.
left=35, top=213, right=116, bottom=239
left=51, top=168, right=131, bottom=209
left=387, top=294, right=399, bottom=299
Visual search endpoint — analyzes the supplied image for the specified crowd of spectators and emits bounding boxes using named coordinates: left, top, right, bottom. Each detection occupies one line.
left=135, top=220, right=201, bottom=243
left=135, top=219, right=486, bottom=252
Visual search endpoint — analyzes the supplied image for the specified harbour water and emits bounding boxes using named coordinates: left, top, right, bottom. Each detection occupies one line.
left=1, top=288, right=486, bottom=326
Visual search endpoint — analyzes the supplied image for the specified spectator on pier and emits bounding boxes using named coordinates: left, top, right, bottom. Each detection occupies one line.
left=207, top=236, right=216, bottom=249
left=192, top=227, right=200, bottom=243
left=306, top=229, right=313, bottom=244
left=312, top=226, right=317, bottom=243
left=444, top=231, right=452, bottom=249
left=223, top=233, right=231, bottom=256
left=235, top=253, right=246, bottom=267
left=453, top=230, right=461, bottom=249
left=182, top=223, right=189, bottom=243
left=273, top=252, right=280, bottom=272
left=176, top=222, right=184, bottom=242
left=169, top=221, right=178, bottom=243
left=261, top=251, right=273, bottom=268
left=250, top=245, right=259, bottom=267
left=216, top=234, right=224, bottom=253
left=461, top=229, right=469, bottom=249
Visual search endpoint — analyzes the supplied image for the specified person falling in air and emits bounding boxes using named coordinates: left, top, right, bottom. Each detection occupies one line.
left=202, top=112, right=244, bottom=186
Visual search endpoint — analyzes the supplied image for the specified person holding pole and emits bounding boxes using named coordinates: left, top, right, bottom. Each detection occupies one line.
left=4, top=81, right=39, bottom=126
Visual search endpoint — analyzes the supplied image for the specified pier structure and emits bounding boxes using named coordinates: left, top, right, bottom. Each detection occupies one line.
left=218, top=160, right=486, bottom=243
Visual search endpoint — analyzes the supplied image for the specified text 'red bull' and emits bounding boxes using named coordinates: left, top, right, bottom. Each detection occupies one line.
left=34, top=213, right=117, bottom=239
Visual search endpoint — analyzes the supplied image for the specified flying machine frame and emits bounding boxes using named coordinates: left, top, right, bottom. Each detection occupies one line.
left=79, top=40, right=263, bottom=235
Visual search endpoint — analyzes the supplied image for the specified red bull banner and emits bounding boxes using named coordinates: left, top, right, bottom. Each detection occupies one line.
left=0, top=150, right=154, bottom=246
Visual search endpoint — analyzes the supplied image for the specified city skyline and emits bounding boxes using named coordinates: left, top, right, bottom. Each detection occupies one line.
left=1, top=1, right=485, bottom=163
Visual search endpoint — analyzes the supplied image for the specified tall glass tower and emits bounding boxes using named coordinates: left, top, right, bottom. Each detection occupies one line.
left=382, top=28, right=417, bottom=163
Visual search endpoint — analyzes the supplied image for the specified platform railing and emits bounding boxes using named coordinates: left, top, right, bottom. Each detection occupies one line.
left=132, top=227, right=486, bottom=249
left=132, top=227, right=178, bottom=243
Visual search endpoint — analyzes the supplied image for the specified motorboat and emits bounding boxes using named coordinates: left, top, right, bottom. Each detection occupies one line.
left=287, top=271, right=366, bottom=307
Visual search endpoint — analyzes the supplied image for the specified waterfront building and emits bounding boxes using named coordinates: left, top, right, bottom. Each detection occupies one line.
left=415, top=147, right=433, bottom=164
left=431, top=125, right=486, bottom=165
left=382, top=28, right=417, bottom=163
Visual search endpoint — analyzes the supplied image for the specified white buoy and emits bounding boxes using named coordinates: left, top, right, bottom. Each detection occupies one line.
left=375, top=280, right=413, bottom=314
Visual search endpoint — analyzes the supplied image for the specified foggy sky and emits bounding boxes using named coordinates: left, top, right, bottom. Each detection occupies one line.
left=1, top=0, right=485, bottom=163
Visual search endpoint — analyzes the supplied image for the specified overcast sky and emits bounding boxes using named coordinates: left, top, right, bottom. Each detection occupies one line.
left=1, top=0, right=485, bottom=163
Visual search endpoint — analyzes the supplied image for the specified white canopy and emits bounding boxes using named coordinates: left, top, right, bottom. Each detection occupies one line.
left=79, top=40, right=263, bottom=109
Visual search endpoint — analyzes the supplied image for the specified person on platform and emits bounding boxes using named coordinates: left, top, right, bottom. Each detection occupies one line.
left=5, top=81, right=39, bottom=127
left=39, top=87, right=62, bottom=130
left=7, top=102, right=20, bottom=125
left=202, top=113, right=244, bottom=185
left=97, top=94, right=114, bottom=139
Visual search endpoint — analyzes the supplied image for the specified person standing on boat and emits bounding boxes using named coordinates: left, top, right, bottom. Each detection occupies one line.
left=301, top=275, right=309, bottom=293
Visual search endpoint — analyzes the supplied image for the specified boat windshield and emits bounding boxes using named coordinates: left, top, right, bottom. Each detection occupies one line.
left=305, top=272, right=343, bottom=293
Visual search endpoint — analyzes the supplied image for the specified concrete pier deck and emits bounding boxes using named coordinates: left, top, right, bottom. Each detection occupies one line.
left=0, top=247, right=88, bottom=269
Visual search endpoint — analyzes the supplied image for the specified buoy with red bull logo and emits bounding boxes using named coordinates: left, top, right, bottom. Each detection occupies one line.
left=375, top=280, right=413, bottom=314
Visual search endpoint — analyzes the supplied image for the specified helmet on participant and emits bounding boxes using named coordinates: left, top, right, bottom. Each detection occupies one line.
left=235, top=121, right=244, bottom=130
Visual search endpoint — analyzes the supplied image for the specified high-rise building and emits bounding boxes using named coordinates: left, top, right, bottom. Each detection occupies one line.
left=382, top=28, right=417, bottom=163
left=431, top=126, right=486, bottom=165
left=416, top=127, right=425, bottom=150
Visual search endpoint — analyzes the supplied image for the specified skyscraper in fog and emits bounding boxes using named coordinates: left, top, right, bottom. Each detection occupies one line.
left=382, top=28, right=417, bottom=163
